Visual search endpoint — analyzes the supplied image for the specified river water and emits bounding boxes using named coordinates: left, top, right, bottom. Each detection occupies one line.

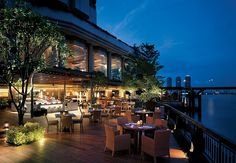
left=195, top=95, right=236, bottom=144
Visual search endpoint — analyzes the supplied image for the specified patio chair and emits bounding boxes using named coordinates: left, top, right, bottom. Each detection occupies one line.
left=146, top=116, right=154, bottom=124
left=141, top=129, right=171, bottom=163
left=92, top=110, right=102, bottom=122
left=122, top=102, right=129, bottom=110
left=125, top=111, right=132, bottom=122
left=45, top=114, right=59, bottom=133
left=153, top=110, right=161, bottom=119
left=154, top=119, right=168, bottom=129
left=117, top=117, right=129, bottom=134
left=82, top=103, right=91, bottom=119
left=61, top=115, right=73, bottom=132
left=113, top=106, right=122, bottom=117
left=104, top=124, right=131, bottom=157
left=72, top=108, right=84, bottom=132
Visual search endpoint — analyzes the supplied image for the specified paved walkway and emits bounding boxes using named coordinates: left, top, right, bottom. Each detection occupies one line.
left=0, top=110, right=189, bottom=163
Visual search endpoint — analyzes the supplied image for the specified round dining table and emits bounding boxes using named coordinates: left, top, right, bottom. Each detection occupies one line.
left=122, top=122, right=156, bottom=153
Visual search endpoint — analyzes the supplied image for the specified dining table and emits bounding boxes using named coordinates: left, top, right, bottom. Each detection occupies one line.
left=122, top=122, right=156, bottom=153
left=55, top=113, right=76, bottom=118
left=55, top=112, right=77, bottom=132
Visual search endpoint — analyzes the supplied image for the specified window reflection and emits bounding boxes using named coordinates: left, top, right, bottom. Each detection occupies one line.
left=65, top=42, right=88, bottom=72
left=111, top=55, right=122, bottom=81
left=42, top=47, right=56, bottom=67
left=94, top=48, right=107, bottom=76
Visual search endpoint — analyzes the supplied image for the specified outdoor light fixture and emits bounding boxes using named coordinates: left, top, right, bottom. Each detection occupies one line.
left=4, top=122, right=9, bottom=131
left=189, top=141, right=194, bottom=152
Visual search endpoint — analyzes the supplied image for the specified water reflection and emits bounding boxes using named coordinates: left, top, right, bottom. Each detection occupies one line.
left=199, top=95, right=236, bottom=144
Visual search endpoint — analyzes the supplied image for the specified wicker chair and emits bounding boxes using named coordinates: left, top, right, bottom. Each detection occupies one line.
left=146, top=116, right=154, bottom=124
left=153, top=111, right=161, bottom=119
left=104, top=124, right=131, bottom=157
left=61, top=115, right=73, bottom=132
left=45, top=114, right=59, bottom=133
left=125, top=111, right=132, bottom=122
left=141, top=129, right=171, bottom=163
left=92, top=110, right=102, bottom=122
left=117, top=117, right=129, bottom=134
left=113, top=106, right=122, bottom=117
left=154, top=119, right=168, bottom=129
left=72, top=107, right=84, bottom=132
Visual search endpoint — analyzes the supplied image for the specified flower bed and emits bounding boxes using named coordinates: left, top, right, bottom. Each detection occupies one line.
left=6, top=122, right=45, bottom=145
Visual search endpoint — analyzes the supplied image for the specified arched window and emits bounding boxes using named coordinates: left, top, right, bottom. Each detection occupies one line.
left=65, top=42, right=88, bottom=72
left=111, top=55, right=122, bottom=81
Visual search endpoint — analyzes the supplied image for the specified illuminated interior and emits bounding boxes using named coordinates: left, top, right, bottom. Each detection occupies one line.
left=94, top=48, right=107, bottom=76
left=65, top=43, right=88, bottom=71
left=111, top=55, right=122, bottom=81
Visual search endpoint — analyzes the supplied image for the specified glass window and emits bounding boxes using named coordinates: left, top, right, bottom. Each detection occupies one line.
left=111, top=55, right=122, bottom=81
left=94, top=49, right=107, bottom=76
left=42, top=46, right=55, bottom=67
left=65, top=42, right=88, bottom=72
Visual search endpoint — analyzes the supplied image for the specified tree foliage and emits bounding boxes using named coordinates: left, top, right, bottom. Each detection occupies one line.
left=124, top=43, right=163, bottom=102
left=0, top=3, right=68, bottom=125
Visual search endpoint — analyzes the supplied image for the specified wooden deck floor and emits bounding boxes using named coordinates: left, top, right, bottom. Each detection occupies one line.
left=0, top=110, right=189, bottom=163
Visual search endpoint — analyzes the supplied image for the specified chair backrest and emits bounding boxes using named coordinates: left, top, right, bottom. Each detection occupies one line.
left=146, top=116, right=154, bottom=124
left=125, top=111, right=132, bottom=122
left=114, top=106, right=122, bottom=114
left=154, top=129, right=171, bottom=155
left=93, top=110, right=101, bottom=120
left=154, top=119, right=168, bottom=129
left=153, top=111, right=161, bottom=119
left=122, top=103, right=129, bottom=110
left=61, top=115, right=72, bottom=128
left=117, top=117, right=128, bottom=126
left=104, top=124, right=115, bottom=148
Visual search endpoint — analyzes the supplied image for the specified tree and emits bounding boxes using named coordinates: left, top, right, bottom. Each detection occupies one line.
left=0, top=3, right=68, bottom=125
left=124, top=43, right=163, bottom=103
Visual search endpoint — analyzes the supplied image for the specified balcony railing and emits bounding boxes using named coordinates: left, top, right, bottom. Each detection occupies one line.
left=163, top=104, right=236, bottom=163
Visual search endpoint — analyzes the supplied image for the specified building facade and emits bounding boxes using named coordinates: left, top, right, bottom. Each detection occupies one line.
left=0, top=0, right=136, bottom=112
left=185, top=75, right=191, bottom=88
left=166, top=77, right=172, bottom=87
left=176, top=76, right=181, bottom=87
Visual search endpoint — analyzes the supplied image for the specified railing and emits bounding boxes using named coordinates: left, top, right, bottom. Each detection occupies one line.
left=163, top=104, right=236, bottom=163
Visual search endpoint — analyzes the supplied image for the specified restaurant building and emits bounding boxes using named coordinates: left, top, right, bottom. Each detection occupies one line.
left=0, top=0, right=136, bottom=112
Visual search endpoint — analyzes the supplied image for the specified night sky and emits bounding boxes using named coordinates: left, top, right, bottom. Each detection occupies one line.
left=97, top=0, right=236, bottom=87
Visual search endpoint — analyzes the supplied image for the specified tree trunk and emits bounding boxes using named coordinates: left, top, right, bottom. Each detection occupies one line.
left=18, top=110, right=24, bottom=126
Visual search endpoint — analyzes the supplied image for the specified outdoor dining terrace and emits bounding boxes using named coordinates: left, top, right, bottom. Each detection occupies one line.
left=0, top=105, right=188, bottom=163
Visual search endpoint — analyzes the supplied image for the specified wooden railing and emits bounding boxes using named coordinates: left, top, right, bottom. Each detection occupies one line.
left=163, top=104, right=236, bottom=163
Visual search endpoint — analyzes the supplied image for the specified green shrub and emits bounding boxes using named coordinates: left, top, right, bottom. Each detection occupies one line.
left=6, top=122, right=45, bottom=145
